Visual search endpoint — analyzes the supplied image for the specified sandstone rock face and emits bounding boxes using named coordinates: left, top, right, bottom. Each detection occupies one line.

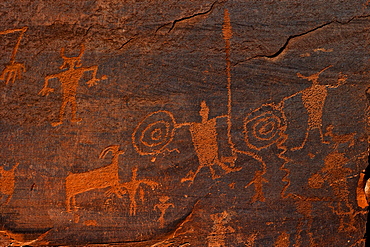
left=0, top=1, right=370, bottom=246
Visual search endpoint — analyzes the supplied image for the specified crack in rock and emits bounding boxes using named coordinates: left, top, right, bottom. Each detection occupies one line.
left=156, top=1, right=218, bottom=33
left=234, top=14, right=370, bottom=66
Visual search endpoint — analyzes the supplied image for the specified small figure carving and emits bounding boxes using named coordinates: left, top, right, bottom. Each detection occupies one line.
left=245, top=170, right=268, bottom=203
left=65, top=145, right=124, bottom=212
left=181, top=101, right=241, bottom=183
left=39, top=44, right=107, bottom=127
left=0, top=163, right=18, bottom=204
left=118, top=167, right=158, bottom=216
left=0, top=27, right=27, bottom=84
left=207, top=211, right=235, bottom=247
left=154, top=196, right=174, bottom=228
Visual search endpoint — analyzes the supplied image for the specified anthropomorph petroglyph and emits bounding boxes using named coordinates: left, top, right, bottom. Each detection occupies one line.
left=245, top=169, right=268, bottom=203
left=154, top=196, right=174, bottom=228
left=180, top=101, right=241, bottom=183
left=116, top=167, right=158, bottom=216
left=207, top=211, right=235, bottom=247
left=0, top=163, right=18, bottom=204
left=308, top=151, right=355, bottom=232
left=0, top=27, right=27, bottom=85
left=39, top=44, right=107, bottom=127
left=282, top=65, right=346, bottom=150
left=65, top=145, right=124, bottom=212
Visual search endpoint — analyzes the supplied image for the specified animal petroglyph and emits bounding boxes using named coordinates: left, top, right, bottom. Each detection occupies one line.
left=0, top=27, right=27, bottom=85
left=244, top=104, right=287, bottom=151
left=245, top=169, right=268, bottom=203
left=181, top=101, right=241, bottom=183
left=132, top=111, right=176, bottom=156
left=0, top=163, right=18, bottom=204
left=285, top=65, right=346, bottom=150
left=116, top=167, right=158, bottom=216
left=207, top=211, right=235, bottom=247
left=65, top=145, right=124, bottom=212
left=39, top=44, right=107, bottom=127
left=154, top=196, right=174, bottom=228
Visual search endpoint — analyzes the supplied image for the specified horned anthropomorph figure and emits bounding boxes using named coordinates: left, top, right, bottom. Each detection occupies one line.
left=39, top=44, right=107, bottom=127
left=286, top=65, right=346, bottom=150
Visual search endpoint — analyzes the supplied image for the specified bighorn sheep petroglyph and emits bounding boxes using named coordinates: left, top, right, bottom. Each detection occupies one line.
left=65, top=145, right=124, bottom=212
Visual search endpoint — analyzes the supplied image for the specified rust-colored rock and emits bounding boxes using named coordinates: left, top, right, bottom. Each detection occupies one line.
left=1, top=0, right=370, bottom=246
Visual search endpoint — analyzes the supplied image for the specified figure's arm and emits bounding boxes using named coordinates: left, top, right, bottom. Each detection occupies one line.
left=327, top=72, right=347, bottom=89
left=38, top=75, right=56, bottom=96
left=84, top=66, right=108, bottom=87
left=175, top=122, right=192, bottom=128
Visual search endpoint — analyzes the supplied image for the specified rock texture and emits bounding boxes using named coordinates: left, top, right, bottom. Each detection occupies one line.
left=0, top=0, right=370, bottom=246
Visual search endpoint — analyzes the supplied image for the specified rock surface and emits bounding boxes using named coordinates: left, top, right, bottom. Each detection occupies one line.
left=0, top=0, right=370, bottom=246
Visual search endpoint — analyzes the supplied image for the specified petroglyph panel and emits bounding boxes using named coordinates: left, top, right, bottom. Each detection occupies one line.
left=1, top=0, right=370, bottom=246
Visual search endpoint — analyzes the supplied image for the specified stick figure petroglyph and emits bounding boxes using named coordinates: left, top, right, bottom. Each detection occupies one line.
left=39, top=44, right=107, bottom=127
left=245, top=170, right=269, bottom=203
left=0, top=163, right=18, bottom=204
left=154, top=196, right=174, bottom=228
left=114, top=167, right=158, bottom=216
left=180, top=101, right=241, bottom=183
left=0, top=27, right=27, bottom=85
left=282, top=65, right=346, bottom=150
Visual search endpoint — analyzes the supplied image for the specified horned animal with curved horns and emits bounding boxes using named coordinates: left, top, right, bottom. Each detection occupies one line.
left=65, top=145, right=124, bottom=212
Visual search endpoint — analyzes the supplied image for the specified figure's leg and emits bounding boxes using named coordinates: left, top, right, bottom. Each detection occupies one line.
left=319, top=126, right=330, bottom=144
left=5, top=71, right=13, bottom=85
left=52, top=98, right=68, bottom=126
left=291, top=129, right=310, bottom=151
left=129, top=196, right=137, bottom=216
left=209, top=166, right=221, bottom=179
left=216, top=159, right=241, bottom=174
left=181, top=165, right=204, bottom=183
left=66, top=196, right=71, bottom=212
left=11, top=70, right=17, bottom=84
left=70, top=96, right=82, bottom=123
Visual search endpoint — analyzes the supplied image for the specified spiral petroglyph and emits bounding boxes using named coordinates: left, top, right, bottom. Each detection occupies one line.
left=132, top=111, right=176, bottom=155
left=244, top=104, right=286, bottom=151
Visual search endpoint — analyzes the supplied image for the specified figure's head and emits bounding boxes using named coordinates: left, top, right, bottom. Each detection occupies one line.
left=199, top=101, right=209, bottom=122
left=59, top=44, right=85, bottom=70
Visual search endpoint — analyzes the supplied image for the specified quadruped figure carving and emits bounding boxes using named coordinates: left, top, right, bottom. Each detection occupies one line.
left=0, top=27, right=27, bottom=84
left=65, top=145, right=124, bottom=213
left=39, top=44, right=107, bottom=127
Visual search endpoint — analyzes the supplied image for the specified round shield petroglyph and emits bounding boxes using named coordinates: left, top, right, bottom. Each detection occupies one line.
left=244, top=104, right=286, bottom=150
left=132, top=111, right=176, bottom=155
